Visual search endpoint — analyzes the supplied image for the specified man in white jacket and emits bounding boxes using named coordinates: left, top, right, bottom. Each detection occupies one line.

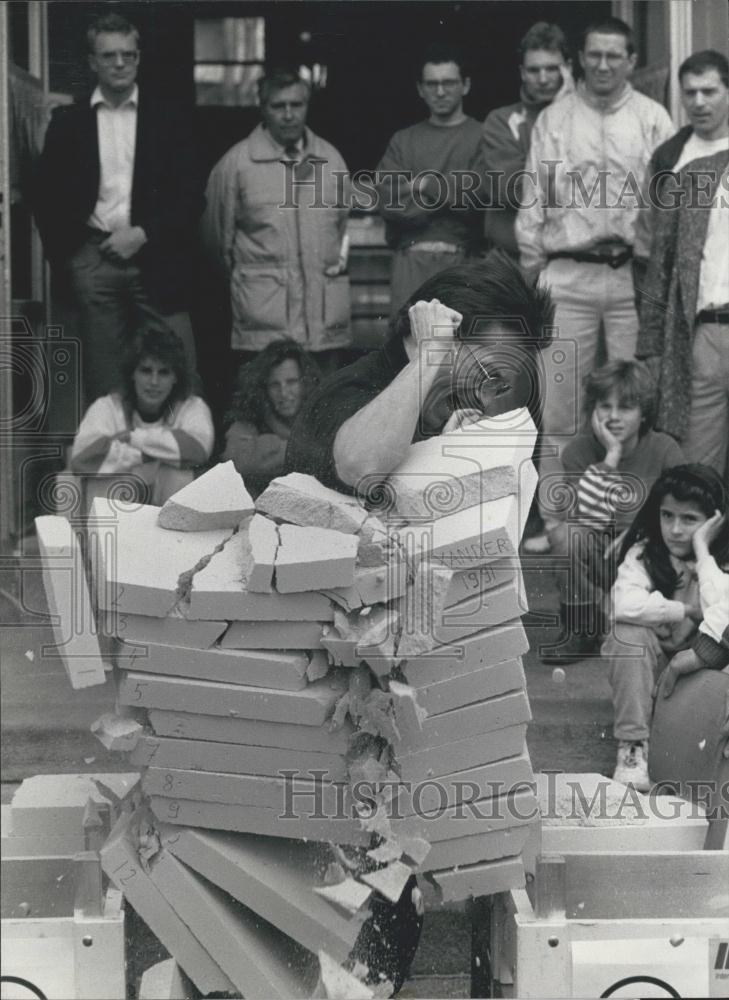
left=516, top=17, right=673, bottom=500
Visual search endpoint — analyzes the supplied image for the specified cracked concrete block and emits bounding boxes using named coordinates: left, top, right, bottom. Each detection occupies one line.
left=397, top=581, right=523, bottom=657
left=357, top=516, right=392, bottom=567
left=324, top=562, right=408, bottom=611
left=247, top=514, right=279, bottom=592
left=10, top=773, right=140, bottom=839
left=441, top=558, right=518, bottom=608
left=390, top=788, right=538, bottom=844
left=113, top=640, right=308, bottom=691
left=148, top=710, right=352, bottom=754
left=105, top=609, right=226, bottom=649
left=143, top=767, right=347, bottom=813
left=398, top=619, right=528, bottom=687
left=313, top=878, right=372, bottom=916
left=158, top=461, right=254, bottom=531
left=149, top=796, right=371, bottom=846
left=159, top=827, right=366, bottom=961
left=319, top=952, right=373, bottom=1000
left=89, top=499, right=232, bottom=617
left=118, top=670, right=347, bottom=726
left=407, top=658, right=525, bottom=715
left=397, top=725, right=527, bottom=784
left=221, top=619, right=327, bottom=650
left=321, top=607, right=399, bottom=668
left=188, top=531, right=333, bottom=622
left=393, top=689, right=531, bottom=753
left=395, top=751, right=534, bottom=817
left=404, top=461, right=537, bottom=571
left=146, top=844, right=319, bottom=999
left=257, top=473, right=367, bottom=533
left=275, top=525, right=358, bottom=593
left=360, top=860, right=413, bottom=903
left=91, top=712, right=144, bottom=751
left=418, top=827, right=531, bottom=873
left=138, top=959, right=194, bottom=1000
left=131, top=734, right=347, bottom=780
left=387, top=411, right=536, bottom=521
left=101, top=812, right=234, bottom=996
left=35, top=515, right=107, bottom=689
left=307, top=649, right=331, bottom=683
left=389, top=681, right=427, bottom=733
left=427, top=856, right=525, bottom=903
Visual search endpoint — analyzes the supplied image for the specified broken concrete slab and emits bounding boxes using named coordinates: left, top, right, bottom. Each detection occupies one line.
left=360, top=860, right=413, bottom=904
left=319, top=952, right=373, bottom=1000
left=91, top=712, right=144, bottom=751
left=387, top=411, right=536, bottom=521
left=113, top=640, right=309, bottom=691
left=357, top=515, right=393, bottom=567
left=89, top=499, right=232, bottom=617
left=118, top=670, right=346, bottom=726
left=35, top=515, right=107, bottom=689
left=148, top=710, right=352, bottom=753
left=131, top=735, right=348, bottom=781
left=417, top=826, right=530, bottom=873
left=442, top=558, right=519, bottom=608
left=147, top=844, right=319, bottom=999
left=256, top=473, right=368, bottom=534
left=220, top=619, right=327, bottom=650
left=324, top=562, right=408, bottom=612
left=427, top=855, right=525, bottom=903
left=306, top=649, right=331, bottom=683
left=321, top=607, right=399, bottom=668
left=143, top=767, right=347, bottom=813
left=187, top=530, right=334, bottom=622
left=399, top=619, right=528, bottom=687
left=159, top=827, right=366, bottom=961
left=388, top=681, right=427, bottom=733
left=149, top=797, right=371, bottom=846
left=397, top=580, right=524, bottom=657
left=247, top=514, right=278, bottom=593
left=407, top=657, right=525, bottom=715
left=393, top=689, right=531, bottom=752
left=157, top=461, right=254, bottom=531
left=104, top=609, right=226, bottom=649
left=138, top=959, right=195, bottom=1000
left=10, top=773, right=140, bottom=839
left=397, top=725, right=527, bottom=784
left=101, top=812, right=234, bottom=996
left=313, top=878, right=372, bottom=916
left=275, top=525, right=358, bottom=593
left=390, top=788, right=538, bottom=844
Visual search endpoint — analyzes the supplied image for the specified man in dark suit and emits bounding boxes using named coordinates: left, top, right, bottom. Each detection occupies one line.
left=35, top=12, right=203, bottom=404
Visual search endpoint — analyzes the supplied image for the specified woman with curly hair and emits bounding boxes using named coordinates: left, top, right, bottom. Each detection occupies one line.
left=223, top=340, right=321, bottom=496
left=70, top=321, right=214, bottom=506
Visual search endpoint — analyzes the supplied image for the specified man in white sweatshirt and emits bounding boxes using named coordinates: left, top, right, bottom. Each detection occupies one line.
left=516, top=16, right=673, bottom=502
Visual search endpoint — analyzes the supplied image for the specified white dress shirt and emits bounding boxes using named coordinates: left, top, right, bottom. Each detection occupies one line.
left=697, top=165, right=729, bottom=312
left=87, top=84, right=138, bottom=232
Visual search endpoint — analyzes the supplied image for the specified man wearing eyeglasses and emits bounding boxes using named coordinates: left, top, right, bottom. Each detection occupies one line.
left=376, top=43, right=486, bottom=315
left=515, top=16, right=673, bottom=532
left=35, top=12, right=203, bottom=405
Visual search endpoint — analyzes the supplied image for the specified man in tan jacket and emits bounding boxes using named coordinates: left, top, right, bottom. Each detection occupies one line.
left=202, top=68, right=351, bottom=372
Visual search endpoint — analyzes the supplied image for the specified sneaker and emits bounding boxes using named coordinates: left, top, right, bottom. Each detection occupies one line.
left=612, top=740, right=651, bottom=792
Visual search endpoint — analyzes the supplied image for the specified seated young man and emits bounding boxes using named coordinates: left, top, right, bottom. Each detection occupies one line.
left=286, top=250, right=554, bottom=494
left=541, top=360, right=685, bottom=664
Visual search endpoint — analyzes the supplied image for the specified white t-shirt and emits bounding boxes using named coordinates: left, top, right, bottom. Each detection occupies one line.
left=673, top=132, right=729, bottom=172
left=698, top=165, right=729, bottom=312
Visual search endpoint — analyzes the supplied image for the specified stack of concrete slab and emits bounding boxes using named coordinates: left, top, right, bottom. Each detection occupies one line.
left=35, top=413, right=540, bottom=994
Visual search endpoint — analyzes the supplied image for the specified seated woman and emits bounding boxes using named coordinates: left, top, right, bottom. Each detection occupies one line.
left=70, top=322, right=214, bottom=507
left=222, top=339, right=321, bottom=496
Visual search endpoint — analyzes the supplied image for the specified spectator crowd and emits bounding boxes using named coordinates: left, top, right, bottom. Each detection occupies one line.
left=30, top=11, right=729, bottom=796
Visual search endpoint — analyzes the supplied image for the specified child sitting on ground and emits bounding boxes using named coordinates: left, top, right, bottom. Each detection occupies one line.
left=541, top=360, right=684, bottom=664
left=603, top=464, right=729, bottom=791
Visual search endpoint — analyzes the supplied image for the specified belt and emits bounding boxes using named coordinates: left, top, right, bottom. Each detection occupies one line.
left=696, top=308, right=729, bottom=325
left=405, top=241, right=463, bottom=254
left=549, top=247, right=633, bottom=269
left=85, top=225, right=112, bottom=241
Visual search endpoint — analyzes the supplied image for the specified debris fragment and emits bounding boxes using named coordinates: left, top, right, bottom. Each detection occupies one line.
left=319, top=951, right=374, bottom=1000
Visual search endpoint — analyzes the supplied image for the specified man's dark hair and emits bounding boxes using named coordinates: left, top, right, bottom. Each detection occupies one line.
left=119, top=320, right=192, bottom=412
left=580, top=16, right=634, bottom=56
left=519, top=22, right=570, bottom=64
left=258, top=68, right=310, bottom=107
left=87, top=12, right=139, bottom=53
left=679, top=49, right=729, bottom=88
left=227, top=339, right=321, bottom=429
left=418, top=42, right=468, bottom=81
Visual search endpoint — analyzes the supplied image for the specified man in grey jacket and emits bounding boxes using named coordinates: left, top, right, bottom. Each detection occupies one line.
left=202, top=68, right=351, bottom=372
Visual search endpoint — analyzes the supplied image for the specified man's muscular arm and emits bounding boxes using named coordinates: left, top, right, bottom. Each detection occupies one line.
left=333, top=300, right=462, bottom=487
